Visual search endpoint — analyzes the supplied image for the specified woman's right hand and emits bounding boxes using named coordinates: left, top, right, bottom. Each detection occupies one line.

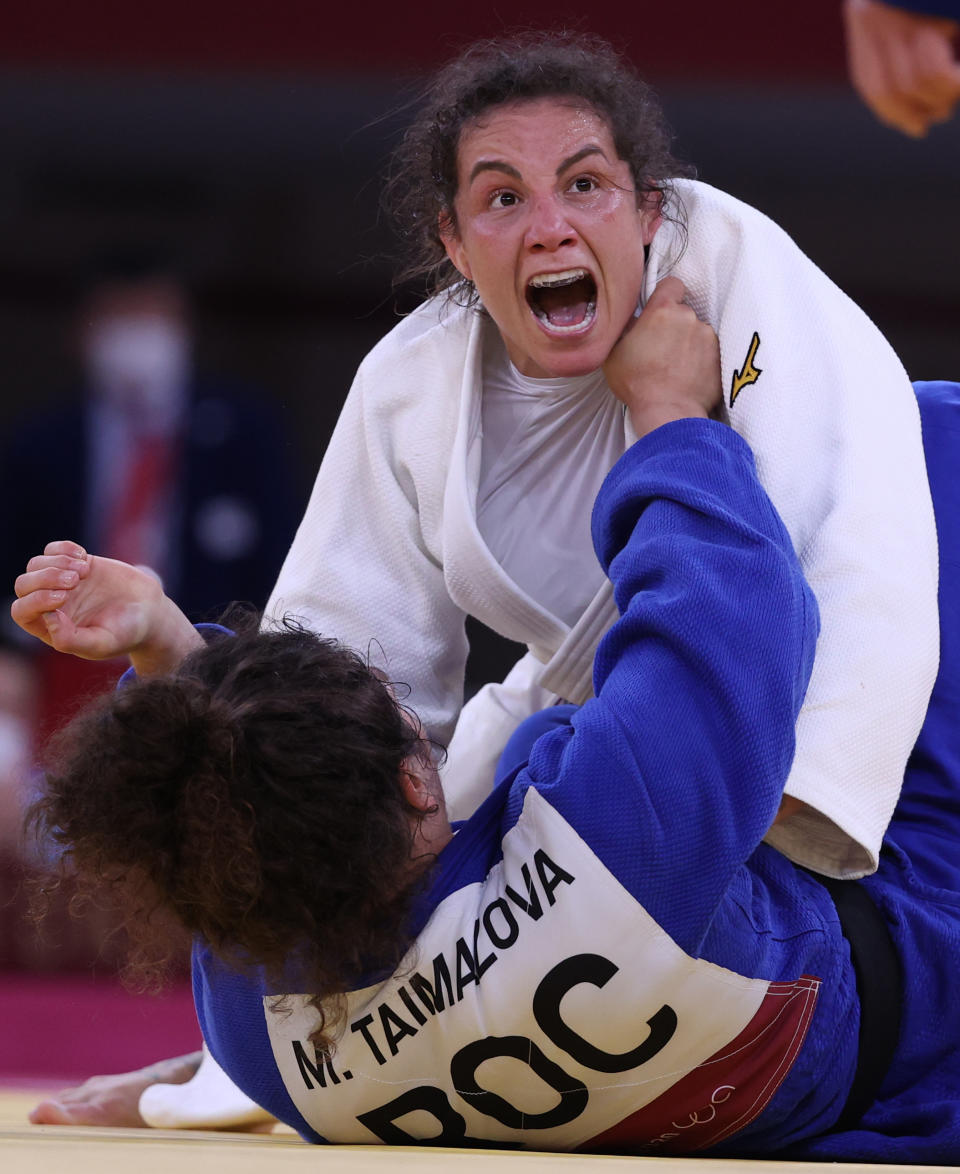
left=12, top=540, right=202, bottom=675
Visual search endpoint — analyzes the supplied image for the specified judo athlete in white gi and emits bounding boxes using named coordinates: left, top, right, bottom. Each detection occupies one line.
left=17, top=30, right=941, bottom=1130
left=16, top=373, right=960, bottom=1161
left=268, top=32, right=938, bottom=880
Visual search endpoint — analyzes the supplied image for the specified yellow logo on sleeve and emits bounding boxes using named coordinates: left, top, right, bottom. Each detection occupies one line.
left=730, top=332, right=762, bottom=406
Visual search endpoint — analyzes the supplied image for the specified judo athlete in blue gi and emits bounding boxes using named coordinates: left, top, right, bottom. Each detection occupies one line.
left=17, top=372, right=960, bottom=1161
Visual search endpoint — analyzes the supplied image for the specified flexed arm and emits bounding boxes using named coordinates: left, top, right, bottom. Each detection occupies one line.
left=12, top=540, right=202, bottom=677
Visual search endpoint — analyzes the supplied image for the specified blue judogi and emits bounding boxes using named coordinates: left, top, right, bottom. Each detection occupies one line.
left=194, top=383, right=960, bottom=1162
left=780, top=381, right=960, bottom=1163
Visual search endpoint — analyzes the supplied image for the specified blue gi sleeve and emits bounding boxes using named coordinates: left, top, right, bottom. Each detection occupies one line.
left=503, top=418, right=820, bottom=953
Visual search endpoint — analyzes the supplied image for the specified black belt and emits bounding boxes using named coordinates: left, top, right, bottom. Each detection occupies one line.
left=813, top=872, right=903, bottom=1131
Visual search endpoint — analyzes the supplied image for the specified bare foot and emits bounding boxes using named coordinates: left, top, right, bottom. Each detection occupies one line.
left=29, top=1051, right=202, bottom=1127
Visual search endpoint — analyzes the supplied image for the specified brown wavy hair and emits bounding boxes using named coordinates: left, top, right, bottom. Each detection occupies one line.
left=383, top=28, right=694, bottom=301
left=28, top=619, right=437, bottom=1049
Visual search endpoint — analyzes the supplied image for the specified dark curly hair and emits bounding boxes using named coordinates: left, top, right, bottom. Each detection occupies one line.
left=29, top=620, right=437, bottom=1050
left=383, top=29, right=694, bottom=301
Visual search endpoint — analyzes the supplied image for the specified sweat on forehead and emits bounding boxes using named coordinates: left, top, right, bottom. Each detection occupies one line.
left=455, top=99, right=618, bottom=188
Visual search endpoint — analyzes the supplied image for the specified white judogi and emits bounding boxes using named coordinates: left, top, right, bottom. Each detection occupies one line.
left=266, top=179, right=938, bottom=878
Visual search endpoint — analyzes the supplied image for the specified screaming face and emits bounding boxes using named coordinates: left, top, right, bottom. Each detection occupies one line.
left=442, top=98, right=662, bottom=379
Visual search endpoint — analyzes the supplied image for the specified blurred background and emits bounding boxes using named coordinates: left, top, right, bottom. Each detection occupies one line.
left=3, top=0, right=959, bottom=485
left=0, top=0, right=958, bottom=1082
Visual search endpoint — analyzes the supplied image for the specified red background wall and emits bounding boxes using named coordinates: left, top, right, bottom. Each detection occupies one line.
left=4, top=1, right=846, bottom=79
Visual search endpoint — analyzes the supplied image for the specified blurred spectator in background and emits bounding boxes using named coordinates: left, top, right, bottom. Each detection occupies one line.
left=0, top=250, right=302, bottom=968
left=844, top=0, right=960, bottom=135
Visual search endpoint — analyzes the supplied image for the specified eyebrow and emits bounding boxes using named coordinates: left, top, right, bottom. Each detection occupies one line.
left=467, top=144, right=609, bottom=186
left=558, top=145, right=608, bottom=173
left=468, top=159, right=522, bottom=184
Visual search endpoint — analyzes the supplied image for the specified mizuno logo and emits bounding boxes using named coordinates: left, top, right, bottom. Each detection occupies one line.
left=730, top=332, right=762, bottom=405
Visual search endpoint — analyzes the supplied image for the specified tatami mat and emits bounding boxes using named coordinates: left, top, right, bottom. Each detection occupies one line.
left=1, top=1088, right=953, bottom=1174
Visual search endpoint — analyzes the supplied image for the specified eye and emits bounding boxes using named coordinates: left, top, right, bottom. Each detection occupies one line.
left=490, top=190, right=519, bottom=209
left=571, top=175, right=598, bottom=194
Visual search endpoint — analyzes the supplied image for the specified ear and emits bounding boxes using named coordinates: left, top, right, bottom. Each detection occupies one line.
left=637, top=189, right=663, bottom=246
left=400, top=765, right=435, bottom=813
left=439, top=211, right=473, bottom=282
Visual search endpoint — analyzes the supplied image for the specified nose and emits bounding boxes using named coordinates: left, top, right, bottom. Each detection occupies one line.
left=524, top=194, right=577, bottom=252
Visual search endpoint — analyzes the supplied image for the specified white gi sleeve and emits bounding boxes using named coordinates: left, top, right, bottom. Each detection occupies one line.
left=649, top=180, right=940, bottom=878
left=263, top=345, right=469, bottom=748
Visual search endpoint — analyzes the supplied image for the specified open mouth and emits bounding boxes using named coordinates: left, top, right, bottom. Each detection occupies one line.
left=526, top=268, right=597, bottom=335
